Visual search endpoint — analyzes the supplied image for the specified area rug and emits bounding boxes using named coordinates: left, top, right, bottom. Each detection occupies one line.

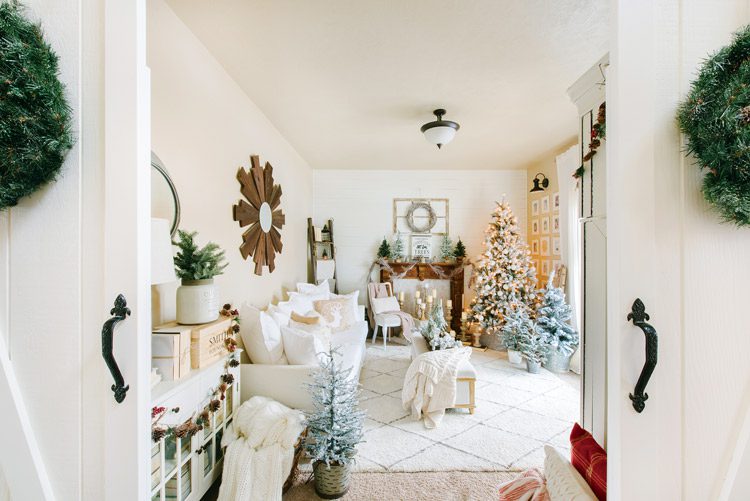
left=351, top=343, right=579, bottom=473
left=283, top=471, right=518, bottom=501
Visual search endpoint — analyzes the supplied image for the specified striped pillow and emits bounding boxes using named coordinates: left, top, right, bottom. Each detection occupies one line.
left=570, top=423, right=607, bottom=500
left=498, top=468, right=550, bottom=501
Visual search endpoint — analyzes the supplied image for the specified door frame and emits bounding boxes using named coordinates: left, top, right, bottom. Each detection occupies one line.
left=103, top=0, right=151, bottom=499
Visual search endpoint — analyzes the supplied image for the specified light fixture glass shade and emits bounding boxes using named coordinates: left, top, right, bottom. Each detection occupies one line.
left=151, top=218, right=177, bottom=284
left=423, top=125, right=457, bottom=147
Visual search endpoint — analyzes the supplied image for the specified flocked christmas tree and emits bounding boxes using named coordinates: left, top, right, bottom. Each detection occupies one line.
left=391, top=232, right=405, bottom=261
left=305, top=349, right=365, bottom=467
left=420, top=302, right=462, bottom=351
left=470, top=201, right=538, bottom=335
left=500, top=299, right=534, bottom=353
left=439, top=234, right=454, bottom=261
left=377, top=237, right=391, bottom=259
left=535, top=273, right=579, bottom=358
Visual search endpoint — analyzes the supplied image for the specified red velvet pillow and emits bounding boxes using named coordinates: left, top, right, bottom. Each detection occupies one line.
left=570, top=423, right=607, bottom=500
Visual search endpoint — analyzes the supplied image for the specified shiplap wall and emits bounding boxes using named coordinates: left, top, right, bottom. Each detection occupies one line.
left=312, top=170, right=527, bottom=304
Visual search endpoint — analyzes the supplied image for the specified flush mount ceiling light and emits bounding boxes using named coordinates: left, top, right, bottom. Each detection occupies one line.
left=530, top=173, right=549, bottom=193
left=420, top=109, right=460, bottom=149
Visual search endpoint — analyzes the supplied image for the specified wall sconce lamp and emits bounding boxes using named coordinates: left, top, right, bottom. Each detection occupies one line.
left=530, top=173, right=549, bottom=193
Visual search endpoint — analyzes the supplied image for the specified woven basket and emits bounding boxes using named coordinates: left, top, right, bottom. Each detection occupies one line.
left=282, top=428, right=307, bottom=494
left=313, top=461, right=351, bottom=500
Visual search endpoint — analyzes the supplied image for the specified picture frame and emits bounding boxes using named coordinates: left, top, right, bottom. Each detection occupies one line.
left=553, top=192, right=560, bottom=211
left=541, top=259, right=550, bottom=276
left=541, top=217, right=550, bottom=234
left=531, top=200, right=540, bottom=216
left=531, top=219, right=540, bottom=235
left=540, top=236, right=550, bottom=256
left=541, top=195, right=550, bottom=214
left=552, top=214, right=560, bottom=233
left=410, top=234, right=432, bottom=259
left=531, top=239, right=539, bottom=254
left=552, top=236, right=561, bottom=256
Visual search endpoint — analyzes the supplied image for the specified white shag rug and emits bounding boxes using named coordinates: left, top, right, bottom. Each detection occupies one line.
left=354, top=342, right=579, bottom=473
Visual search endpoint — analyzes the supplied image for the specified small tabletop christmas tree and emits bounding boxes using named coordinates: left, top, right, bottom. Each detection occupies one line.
left=377, top=237, right=391, bottom=260
left=420, top=302, right=462, bottom=351
left=470, top=201, right=538, bottom=336
left=536, top=273, right=579, bottom=358
left=453, top=238, right=467, bottom=260
left=391, top=232, right=405, bottom=261
left=305, top=349, right=365, bottom=468
left=439, top=234, right=454, bottom=261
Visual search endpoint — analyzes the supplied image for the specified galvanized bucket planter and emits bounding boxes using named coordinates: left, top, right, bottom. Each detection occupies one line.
left=526, top=359, right=542, bottom=374
left=544, top=351, right=572, bottom=373
left=313, top=461, right=351, bottom=499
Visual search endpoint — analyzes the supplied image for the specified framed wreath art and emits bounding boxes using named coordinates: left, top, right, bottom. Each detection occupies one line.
left=677, top=25, right=750, bottom=226
left=0, top=2, right=74, bottom=210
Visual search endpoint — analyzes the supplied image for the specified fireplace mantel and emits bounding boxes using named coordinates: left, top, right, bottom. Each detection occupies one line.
left=379, top=261, right=465, bottom=335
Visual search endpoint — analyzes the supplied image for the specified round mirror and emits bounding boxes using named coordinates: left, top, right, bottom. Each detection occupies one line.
left=259, top=202, right=272, bottom=232
left=151, top=153, right=180, bottom=238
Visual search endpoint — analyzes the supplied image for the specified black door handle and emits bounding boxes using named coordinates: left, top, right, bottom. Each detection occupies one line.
left=627, top=298, right=658, bottom=413
left=101, top=294, right=131, bottom=403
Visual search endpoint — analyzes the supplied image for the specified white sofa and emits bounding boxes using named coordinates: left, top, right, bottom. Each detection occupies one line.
left=240, top=305, right=367, bottom=411
left=410, top=333, right=477, bottom=414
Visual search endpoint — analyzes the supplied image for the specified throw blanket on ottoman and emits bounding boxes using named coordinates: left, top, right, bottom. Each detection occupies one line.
left=401, top=346, right=472, bottom=428
left=218, top=396, right=304, bottom=501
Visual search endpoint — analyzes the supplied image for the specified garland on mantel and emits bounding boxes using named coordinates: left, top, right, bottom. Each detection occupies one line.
left=677, top=25, right=750, bottom=226
left=151, top=305, right=240, bottom=443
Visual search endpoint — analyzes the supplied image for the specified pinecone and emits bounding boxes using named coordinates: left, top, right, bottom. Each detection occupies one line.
left=152, top=427, right=167, bottom=442
left=209, top=399, right=221, bottom=413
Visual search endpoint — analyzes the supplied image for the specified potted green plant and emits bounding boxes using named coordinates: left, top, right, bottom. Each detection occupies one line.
left=536, top=274, right=579, bottom=373
left=173, top=230, right=227, bottom=325
left=501, top=305, right=533, bottom=365
left=305, top=349, right=365, bottom=499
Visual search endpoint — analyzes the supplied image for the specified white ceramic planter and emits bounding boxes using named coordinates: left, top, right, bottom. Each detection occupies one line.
left=176, top=279, right=219, bottom=325
left=507, top=349, right=523, bottom=365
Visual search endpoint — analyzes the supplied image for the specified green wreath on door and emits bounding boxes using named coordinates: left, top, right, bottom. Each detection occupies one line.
left=678, top=25, right=750, bottom=226
left=0, top=1, right=74, bottom=210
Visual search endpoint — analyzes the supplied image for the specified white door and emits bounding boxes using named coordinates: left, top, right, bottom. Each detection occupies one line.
left=103, top=0, right=151, bottom=499
left=608, top=1, right=750, bottom=499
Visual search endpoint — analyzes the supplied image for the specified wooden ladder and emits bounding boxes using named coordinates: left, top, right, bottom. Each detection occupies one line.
left=307, top=218, right=338, bottom=293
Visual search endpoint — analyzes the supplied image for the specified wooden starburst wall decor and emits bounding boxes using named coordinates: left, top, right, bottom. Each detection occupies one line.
left=232, top=155, right=285, bottom=275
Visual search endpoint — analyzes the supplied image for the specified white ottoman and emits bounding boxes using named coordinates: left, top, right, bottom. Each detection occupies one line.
left=410, top=334, right=477, bottom=414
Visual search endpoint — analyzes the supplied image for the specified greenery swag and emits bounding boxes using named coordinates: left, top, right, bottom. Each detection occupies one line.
left=0, top=1, right=74, bottom=210
left=678, top=25, right=750, bottom=226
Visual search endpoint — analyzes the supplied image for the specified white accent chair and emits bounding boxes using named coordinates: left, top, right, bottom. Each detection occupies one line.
left=368, top=282, right=402, bottom=350
left=410, top=334, right=477, bottom=414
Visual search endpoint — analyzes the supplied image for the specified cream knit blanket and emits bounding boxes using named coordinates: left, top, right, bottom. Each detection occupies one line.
left=401, top=347, right=472, bottom=429
left=218, top=396, right=304, bottom=501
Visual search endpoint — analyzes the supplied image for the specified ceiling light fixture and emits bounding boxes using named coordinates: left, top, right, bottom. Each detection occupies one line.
left=420, top=109, right=460, bottom=149
left=530, top=173, right=549, bottom=193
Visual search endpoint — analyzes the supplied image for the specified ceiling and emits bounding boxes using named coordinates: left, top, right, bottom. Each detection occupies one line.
left=166, top=0, right=608, bottom=170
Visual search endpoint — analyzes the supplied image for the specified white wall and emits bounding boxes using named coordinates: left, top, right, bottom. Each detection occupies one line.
left=313, top=170, right=527, bottom=304
left=148, top=0, right=313, bottom=314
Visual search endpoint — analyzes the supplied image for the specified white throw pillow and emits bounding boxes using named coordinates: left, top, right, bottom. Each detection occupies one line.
left=241, top=306, right=287, bottom=365
left=287, top=291, right=329, bottom=314
left=266, top=303, right=291, bottom=327
left=371, top=295, right=401, bottom=314
left=330, top=290, right=360, bottom=320
left=281, top=325, right=330, bottom=365
left=297, top=280, right=330, bottom=297
left=544, top=446, right=598, bottom=501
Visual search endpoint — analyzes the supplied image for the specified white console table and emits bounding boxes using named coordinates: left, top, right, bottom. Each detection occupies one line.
left=150, top=351, right=241, bottom=501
